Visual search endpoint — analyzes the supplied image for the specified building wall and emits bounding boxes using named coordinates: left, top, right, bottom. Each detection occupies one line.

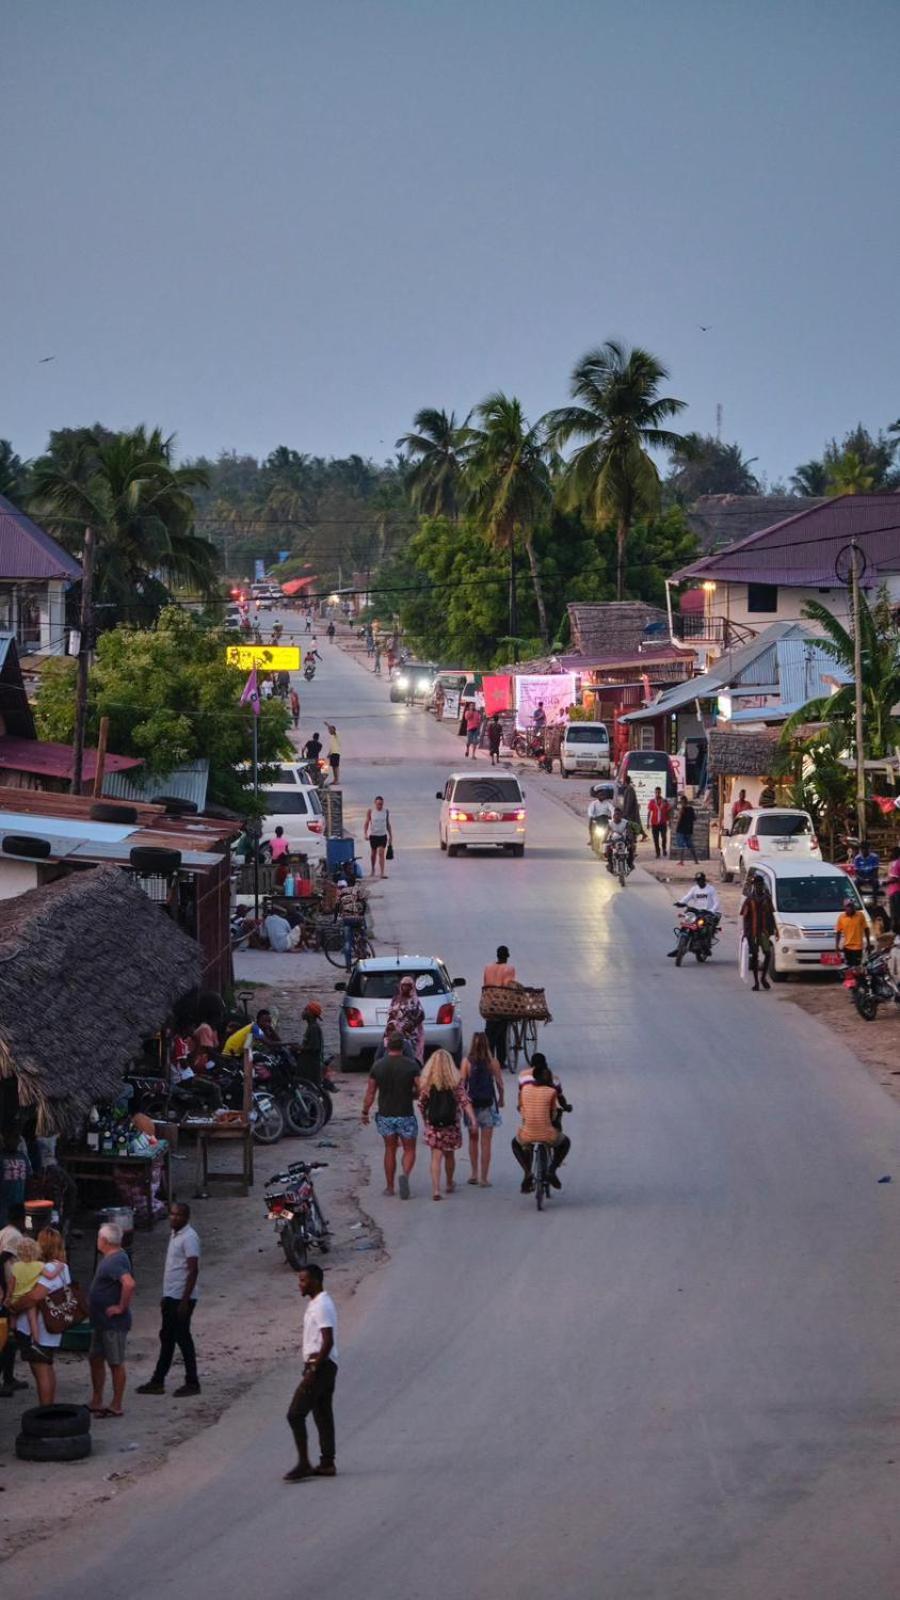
left=0, top=859, right=40, bottom=898
left=723, top=576, right=900, bottom=633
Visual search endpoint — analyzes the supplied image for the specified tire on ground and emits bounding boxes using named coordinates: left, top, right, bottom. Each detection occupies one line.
left=16, top=1432, right=92, bottom=1462
left=20, top=1403, right=91, bottom=1440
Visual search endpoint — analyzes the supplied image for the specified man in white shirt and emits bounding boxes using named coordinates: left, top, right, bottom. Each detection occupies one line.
left=136, top=1204, right=201, bottom=1397
left=285, top=1264, right=339, bottom=1481
left=587, top=785, right=614, bottom=847
left=668, top=873, right=722, bottom=956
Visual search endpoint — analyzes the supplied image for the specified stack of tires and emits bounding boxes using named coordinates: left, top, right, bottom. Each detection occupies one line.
left=15, top=1404, right=92, bottom=1462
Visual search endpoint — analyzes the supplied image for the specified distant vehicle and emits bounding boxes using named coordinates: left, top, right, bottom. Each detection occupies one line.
left=743, top=859, right=870, bottom=981
left=224, top=609, right=243, bottom=631
left=616, top=749, right=678, bottom=820
left=559, top=721, right=611, bottom=779
left=720, top=808, right=821, bottom=884
left=335, top=955, right=466, bottom=1068
left=389, top=664, right=432, bottom=703
left=437, top=772, right=527, bottom=857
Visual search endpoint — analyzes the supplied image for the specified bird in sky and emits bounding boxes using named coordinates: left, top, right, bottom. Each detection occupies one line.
left=38, top=355, right=56, bottom=363
left=698, top=325, right=711, bottom=333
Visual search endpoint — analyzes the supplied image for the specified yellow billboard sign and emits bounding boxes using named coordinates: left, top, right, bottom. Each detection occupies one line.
left=225, top=645, right=301, bottom=671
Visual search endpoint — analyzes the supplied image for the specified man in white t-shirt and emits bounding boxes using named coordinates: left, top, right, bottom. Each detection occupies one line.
left=136, top=1203, right=201, bottom=1397
left=285, top=1264, right=339, bottom=1481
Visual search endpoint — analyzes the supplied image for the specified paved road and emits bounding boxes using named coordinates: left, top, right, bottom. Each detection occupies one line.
left=9, top=626, right=900, bottom=1600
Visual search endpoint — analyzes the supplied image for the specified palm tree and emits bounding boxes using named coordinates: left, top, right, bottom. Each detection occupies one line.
left=782, top=592, right=900, bottom=760
left=466, top=393, right=552, bottom=645
left=396, top=408, right=472, bottom=520
left=826, top=450, right=877, bottom=496
left=790, top=459, right=828, bottom=497
left=544, top=341, right=687, bottom=600
left=666, top=434, right=759, bottom=500
left=30, top=426, right=217, bottom=627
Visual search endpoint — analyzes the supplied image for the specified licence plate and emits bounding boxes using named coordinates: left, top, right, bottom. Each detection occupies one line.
left=576, top=759, right=594, bottom=768
left=376, top=1008, right=390, bottom=1023
left=820, top=952, right=842, bottom=966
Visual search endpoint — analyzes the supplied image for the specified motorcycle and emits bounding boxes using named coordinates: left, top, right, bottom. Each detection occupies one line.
left=264, top=1159, right=330, bottom=1269
left=842, top=949, right=899, bottom=1021
left=252, top=1045, right=332, bottom=1137
left=589, top=815, right=611, bottom=859
left=303, top=661, right=316, bottom=682
left=672, top=910, right=720, bottom=966
left=128, top=1062, right=285, bottom=1144
left=607, top=834, right=631, bottom=887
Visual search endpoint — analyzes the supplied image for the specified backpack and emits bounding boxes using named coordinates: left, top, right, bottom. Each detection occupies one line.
left=467, top=1060, right=495, bottom=1110
left=426, top=1086, right=458, bottom=1128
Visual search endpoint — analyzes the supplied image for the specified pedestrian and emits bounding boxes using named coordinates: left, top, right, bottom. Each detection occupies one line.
left=532, top=701, right=547, bottom=731
left=88, top=1221, right=136, bottom=1418
left=461, top=1032, right=505, bottom=1187
left=0, top=1203, right=29, bottom=1397
left=739, top=875, right=777, bottom=991
left=361, top=1033, right=420, bottom=1198
left=887, top=847, right=900, bottom=935
left=373, top=644, right=382, bottom=675
left=464, top=704, right=482, bottom=759
left=325, top=723, right=341, bottom=785
left=835, top=895, right=871, bottom=969
left=384, top=974, right=426, bottom=1062
left=487, top=713, right=503, bottom=766
left=674, top=793, right=698, bottom=865
left=268, top=825, right=289, bottom=862
left=303, top=731, right=323, bottom=767
left=284, top=1264, right=338, bottom=1481
left=482, top=944, right=517, bottom=1070
left=10, top=1228, right=71, bottom=1406
left=305, top=613, right=313, bottom=633
left=289, top=687, right=300, bottom=728
left=619, top=774, right=646, bottom=843
left=364, top=795, right=392, bottom=878
left=731, top=787, right=752, bottom=820
left=758, top=777, right=776, bottom=808
left=136, top=1203, right=201, bottom=1398
left=418, top=1049, right=476, bottom=1201
left=647, top=787, right=671, bottom=859
left=0, top=1127, right=30, bottom=1226
left=327, top=620, right=336, bottom=643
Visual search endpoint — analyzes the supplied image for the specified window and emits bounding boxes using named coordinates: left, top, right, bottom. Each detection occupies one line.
left=755, top=814, right=811, bottom=837
left=731, top=816, right=750, bottom=836
left=451, top=778, right=523, bottom=805
left=565, top=725, right=609, bottom=745
left=747, top=583, right=778, bottom=614
left=774, top=876, right=859, bottom=914
left=346, top=967, right=448, bottom=1000
left=624, top=751, right=669, bottom=773
left=262, top=790, right=310, bottom=815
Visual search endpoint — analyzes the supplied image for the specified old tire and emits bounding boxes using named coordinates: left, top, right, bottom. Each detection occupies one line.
left=16, top=1432, right=92, bottom=1463
left=512, top=844, right=525, bottom=857
left=129, top=845, right=182, bottom=876
left=20, top=1404, right=91, bottom=1440
left=2, top=834, right=51, bottom=859
left=447, top=844, right=459, bottom=858
left=90, top=802, right=138, bottom=824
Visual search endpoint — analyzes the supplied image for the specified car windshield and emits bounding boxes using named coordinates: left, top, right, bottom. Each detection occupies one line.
left=262, top=791, right=310, bottom=815
left=346, top=967, right=448, bottom=999
left=566, top=726, right=608, bottom=744
left=756, top=814, right=811, bottom=836
left=452, top=778, right=522, bottom=804
left=624, top=752, right=669, bottom=771
left=775, top=875, right=858, bottom=913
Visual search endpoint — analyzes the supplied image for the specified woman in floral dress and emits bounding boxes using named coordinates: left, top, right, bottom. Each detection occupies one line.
left=418, top=1050, right=476, bottom=1201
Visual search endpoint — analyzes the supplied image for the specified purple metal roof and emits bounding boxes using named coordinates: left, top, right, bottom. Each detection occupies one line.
left=0, top=495, right=83, bottom=582
left=674, top=493, right=900, bottom=587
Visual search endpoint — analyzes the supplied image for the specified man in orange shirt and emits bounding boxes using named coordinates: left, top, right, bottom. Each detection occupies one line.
left=835, top=898, right=870, bottom=969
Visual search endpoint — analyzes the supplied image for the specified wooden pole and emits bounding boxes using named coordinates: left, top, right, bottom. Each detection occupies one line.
left=70, top=525, right=95, bottom=795
left=92, top=714, right=110, bottom=799
left=850, top=541, right=866, bottom=841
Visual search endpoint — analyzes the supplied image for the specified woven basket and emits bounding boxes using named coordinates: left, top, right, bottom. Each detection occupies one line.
left=479, top=984, right=551, bottom=1022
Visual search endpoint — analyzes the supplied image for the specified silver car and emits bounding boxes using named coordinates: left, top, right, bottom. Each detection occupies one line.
left=335, top=955, right=466, bottom=1069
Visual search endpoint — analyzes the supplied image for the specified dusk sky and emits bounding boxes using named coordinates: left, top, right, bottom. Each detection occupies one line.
left=6, top=0, right=898, bottom=483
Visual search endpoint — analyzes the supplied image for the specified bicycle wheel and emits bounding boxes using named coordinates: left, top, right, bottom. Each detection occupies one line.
left=508, top=1019, right=523, bottom=1072
left=322, top=931, right=348, bottom=969
left=534, top=1145, right=546, bottom=1212
left=522, top=1018, right=538, bottom=1064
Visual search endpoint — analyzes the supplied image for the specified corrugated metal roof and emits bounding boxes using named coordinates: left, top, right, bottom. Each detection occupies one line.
left=102, top=760, right=210, bottom=810
left=675, top=492, right=900, bottom=587
left=0, top=737, right=141, bottom=781
left=0, top=496, right=83, bottom=582
left=619, top=624, right=824, bottom=723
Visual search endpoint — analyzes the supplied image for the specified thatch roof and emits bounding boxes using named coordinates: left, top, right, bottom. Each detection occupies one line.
left=0, top=866, right=200, bottom=1132
left=567, top=602, right=668, bottom=657
left=707, top=727, right=782, bottom=778
left=685, top=495, right=825, bottom=555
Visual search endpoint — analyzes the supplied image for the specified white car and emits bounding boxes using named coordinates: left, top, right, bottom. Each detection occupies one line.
left=744, top=860, right=870, bottom=980
left=261, top=780, right=326, bottom=859
left=720, top=808, right=820, bottom=884
left=335, top=955, right=466, bottom=1068
left=559, top=721, right=611, bottom=778
left=437, top=772, right=526, bottom=857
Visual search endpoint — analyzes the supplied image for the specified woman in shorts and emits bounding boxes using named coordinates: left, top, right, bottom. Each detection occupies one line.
left=460, top=1032, right=505, bottom=1187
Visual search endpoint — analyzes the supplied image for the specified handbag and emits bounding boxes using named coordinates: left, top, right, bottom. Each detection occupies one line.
left=41, top=1281, right=89, bottom=1335
left=386, top=842, right=394, bottom=861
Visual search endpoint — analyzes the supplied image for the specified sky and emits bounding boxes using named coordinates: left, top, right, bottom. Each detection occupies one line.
left=5, top=0, right=899, bottom=485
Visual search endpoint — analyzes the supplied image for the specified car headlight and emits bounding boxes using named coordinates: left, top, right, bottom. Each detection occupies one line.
left=778, top=923, right=802, bottom=941
left=416, top=677, right=430, bottom=692
left=397, top=675, right=409, bottom=689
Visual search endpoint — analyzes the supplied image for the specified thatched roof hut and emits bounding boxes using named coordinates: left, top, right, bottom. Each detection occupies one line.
left=0, top=866, right=200, bottom=1132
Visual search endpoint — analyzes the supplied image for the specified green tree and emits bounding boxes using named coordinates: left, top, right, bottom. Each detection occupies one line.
left=35, top=607, right=290, bottom=813
left=466, top=393, right=553, bottom=645
left=666, top=434, right=759, bottom=501
left=30, top=427, right=219, bottom=627
left=396, top=408, right=472, bottom=520
left=544, top=341, right=687, bottom=601
left=782, top=589, right=900, bottom=760
left=0, top=441, right=28, bottom=502
left=826, top=449, right=876, bottom=496
left=790, top=459, right=828, bottom=496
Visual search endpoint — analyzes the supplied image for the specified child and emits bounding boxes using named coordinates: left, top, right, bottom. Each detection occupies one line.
left=9, top=1237, right=65, bottom=1352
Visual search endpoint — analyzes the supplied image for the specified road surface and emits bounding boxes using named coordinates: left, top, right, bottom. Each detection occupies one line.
left=8, top=625, right=900, bottom=1600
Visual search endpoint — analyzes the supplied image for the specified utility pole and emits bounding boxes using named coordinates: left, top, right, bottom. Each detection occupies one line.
left=70, top=525, right=95, bottom=795
left=509, top=536, right=518, bottom=663
left=850, top=540, right=866, bottom=841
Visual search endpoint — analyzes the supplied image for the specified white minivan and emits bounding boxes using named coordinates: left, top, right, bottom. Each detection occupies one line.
left=559, top=721, right=611, bottom=778
left=261, top=781, right=326, bottom=860
left=437, top=772, right=527, bottom=857
left=745, top=860, right=870, bottom=980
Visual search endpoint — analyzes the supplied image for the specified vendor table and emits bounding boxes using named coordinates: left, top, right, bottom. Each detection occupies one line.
left=184, top=1120, right=254, bottom=1199
left=59, top=1142, right=172, bottom=1228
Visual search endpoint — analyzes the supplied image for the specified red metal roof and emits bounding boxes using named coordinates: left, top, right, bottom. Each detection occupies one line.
left=281, top=577, right=317, bottom=596
left=674, top=493, right=900, bottom=587
left=0, top=496, right=83, bottom=582
left=0, top=737, right=142, bottom=781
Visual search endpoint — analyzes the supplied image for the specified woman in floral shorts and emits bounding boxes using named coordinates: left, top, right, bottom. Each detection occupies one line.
left=418, top=1050, right=476, bottom=1201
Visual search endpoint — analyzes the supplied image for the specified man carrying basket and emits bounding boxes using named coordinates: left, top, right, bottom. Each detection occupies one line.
left=482, top=945, right=516, bottom=1069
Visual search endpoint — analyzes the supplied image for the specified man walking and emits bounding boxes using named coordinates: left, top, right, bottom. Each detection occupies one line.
left=483, top=944, right=517, bottom=1070
left=619, top=774, right=646, bottom=843
left=325, top=724, right=341, bottom=785
left=137, top=1203, right=201, bottom=1397
left=289, top=687, right=300, bottom=729
left=674, top=793, right=698, bottom=865
left=647, top=787, right=671, bottom=859
left=487, top=714, right=503, bottom=766
left=361, top=1034, right=420, bottom=1198
left=88, top=1222, right=136, bottom=1418
left=285, top=1264, right=338, bottom=1481
left=464, top=703, right=482, bottom=759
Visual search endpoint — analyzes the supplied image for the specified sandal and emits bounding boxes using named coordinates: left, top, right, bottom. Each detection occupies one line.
left=467, top=1176, right=479, bottom=1185
left=432, top=1193, right=442, bottom=1202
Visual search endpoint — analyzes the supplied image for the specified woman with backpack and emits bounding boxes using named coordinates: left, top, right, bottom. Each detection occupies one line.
left=460, top=1032, right=504, bottom=1187
left=418, top=1050, right=476, bottom=1201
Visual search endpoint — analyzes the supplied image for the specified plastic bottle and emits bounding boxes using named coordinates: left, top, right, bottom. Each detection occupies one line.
left=86, top=1106, right=100, bottom=1153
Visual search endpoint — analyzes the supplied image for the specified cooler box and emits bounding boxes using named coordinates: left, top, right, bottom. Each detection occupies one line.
left=326, top=837, right=355, bottom=872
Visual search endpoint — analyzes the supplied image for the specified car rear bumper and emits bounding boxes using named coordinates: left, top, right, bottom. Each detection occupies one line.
left=447, top=825, right=525, bottom=847
left=338, top=1018, right=463, bottom=1062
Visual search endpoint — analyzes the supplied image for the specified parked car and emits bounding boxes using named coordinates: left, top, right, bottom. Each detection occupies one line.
left=559, top=721, right=611, bottom=778
left=437, top=772, right=527, bottom=857
left=720, top=807, right=821, bottom=884
left=744, top=860, right=870, bottom=980
left=335, top=955, right=466, bottom=1068
left=260, top=781, right=326, bottom=859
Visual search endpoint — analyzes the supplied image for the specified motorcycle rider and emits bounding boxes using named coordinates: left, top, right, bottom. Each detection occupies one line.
left=668, top=872, right=721, bottom=956
left=605, top=807, right=636, bottom=874
left=587, top=784, right=614, bottom=848
left=852, top=840, right=880, bottom=900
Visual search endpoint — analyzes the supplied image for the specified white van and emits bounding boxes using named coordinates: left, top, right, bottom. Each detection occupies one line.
left=745, top=860, right=870, bottom=980
left=261, top=781, right=326, bottom=860
left=559, top=721, right=611, bottom=778
left=437, top=772, right=526, bottom=857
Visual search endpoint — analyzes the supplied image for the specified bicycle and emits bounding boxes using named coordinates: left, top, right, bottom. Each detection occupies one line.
left=530, top=1141, right=552, bottom=1211
left=507, top=1015, right=538, bottom=1073
left=321, top=917, right=374, bottom=970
